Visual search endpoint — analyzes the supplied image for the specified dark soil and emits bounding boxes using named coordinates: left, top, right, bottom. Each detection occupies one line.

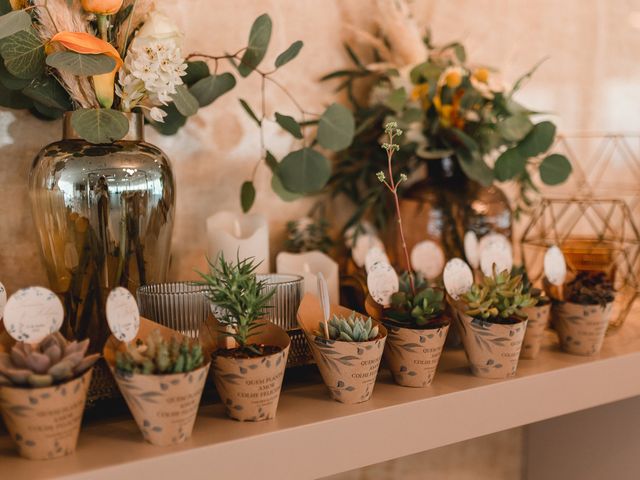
left=213, top=344, right=282, bottom=359
left=382, top=315, right=450, bottom=331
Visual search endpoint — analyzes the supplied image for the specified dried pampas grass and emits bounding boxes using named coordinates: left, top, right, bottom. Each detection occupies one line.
left=374, top=0, right=428, bottom=67
left=116, top=0, right=155, bottom=52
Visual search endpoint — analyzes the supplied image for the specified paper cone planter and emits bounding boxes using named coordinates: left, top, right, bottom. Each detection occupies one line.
left=298, top=294, right=387, bottom=404
left=383, top=322, right=449, bottom=387
left=204, top=322, right=290, bottom=422
left=520, top=303, right=551, bottom=359
left=451, top=306, right=527, bottom=379
left=0, top=369, right=92, bottom=460
left=553, top=301, right=613, bottom=356
left=104, top=319, right=209, bottom=446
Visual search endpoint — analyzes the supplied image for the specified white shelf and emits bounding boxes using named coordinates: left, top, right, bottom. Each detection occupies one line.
left=2, top=313, right=640, bottom=480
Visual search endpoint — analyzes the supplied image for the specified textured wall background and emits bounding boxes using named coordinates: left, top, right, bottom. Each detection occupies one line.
left=1, top=1, right=638, bottom=477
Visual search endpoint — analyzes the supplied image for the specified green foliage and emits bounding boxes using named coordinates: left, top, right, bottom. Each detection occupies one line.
left=45, top=52, right=115, bottom=76
left=241, top=180, right=256, bottom=213
left=275, top=40, right=303, bottom=68
left=115, top=330, right=204, bottom=375
left=0, top=10, right=31, bottom=40
left=285, top=216, right=333, bottom=253
left=494, top=147, right=526, bottom=181
left=183, top=61, right=210, bottom=85
left=71, top=108, right=130, bottom=144
left=23, top=77, right=72, bottom=111
left=275, top=112, right=303, bottom=138
left=198, top=254, right=275, bottom=348
left=238, top=13, right=272, bottom=77
left=565, top=272, right=615, bottom=307
left=277, top=147, right=331, bottom=194
left=387, top=273, right=445, bottom=327
left=171, top=84, right=199, bottom=117
left=189, top=73, right=236, bottom=107
left=317, top=312, right=379, bottom=342
left=511, top=265, right=549, bottom=305
left=0, top=27, right=45, bottom=79
left=239, top=97, right=261, bottom=125
left=462, top=267, right=536, bottom=322
left=317, top=103, right=355, bottom=151
left=539, top=153, right=572, bottom=185
left=0, top=333, right=99, bottom=387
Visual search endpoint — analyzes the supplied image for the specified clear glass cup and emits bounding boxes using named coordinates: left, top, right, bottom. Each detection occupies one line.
left=257, top=274, right=304, bottom=331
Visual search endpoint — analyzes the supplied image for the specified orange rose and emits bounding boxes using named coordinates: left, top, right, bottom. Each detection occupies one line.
left=81, top=0, right=123, bottom=15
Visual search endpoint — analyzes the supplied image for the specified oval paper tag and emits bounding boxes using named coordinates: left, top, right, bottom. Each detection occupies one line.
left=352, top=234, right=385, bottom=268
left=106, top=287, right=140, bottom=343
left=464, top=231, right=480, bottom=269
left=367, top=262, right=399, bottom=306
left=365, top=246, right=390, bottom=273
left=480, top=241, right=513, bottom=277
left=0, top=281, right=6, bottom=319
left=3, top=287, right=64, bottom=343
left=544, top=245, right=567, bottom=286
left=478, top=232, right=510, bottom=256
left=443, top=258, right=473, bottom=300
left=410, top=240, right=445, bottom=280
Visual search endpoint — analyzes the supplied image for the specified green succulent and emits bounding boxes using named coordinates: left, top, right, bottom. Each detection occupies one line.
left=387, top=273, right=445, bottom=327
left=317, top=312, right=379, bottom=342
left=0, top=333, right=99, bottom=388
left=565, top=271, right=615, bottom=307
left=463, top=267, right=536, bottom=322
left=285, top=216, right=333, bottom=254
left=115, top=329, right=204, bottom=375
left=511, top=265, right=550, bottom=306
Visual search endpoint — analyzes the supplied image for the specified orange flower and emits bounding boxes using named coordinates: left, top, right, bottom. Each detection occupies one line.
left=81, top=0, right=123, bottom=15
left=473, top=68, right=489, bottom=84
left=50, top=32, right=122, bottom=108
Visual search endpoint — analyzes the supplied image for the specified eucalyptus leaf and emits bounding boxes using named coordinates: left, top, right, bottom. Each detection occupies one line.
left=539, top=154, right=572, bottom=185
left=150, top=103, right=186, bottom=135
left=271, top=173, right=302, bottom=201
left=239, top=98, right=261, bottom=125
left=238, top=13, right=272, bottom=77
left=171, top=84, right=199, bottom=117
left=23, top=77, right=71, bottom=110
left=0, top=10, right=31, bottom=40
left=32, top=101, right=64, bottom=120
left=517, top=121, right=556, bottom=157
left=0, top=83, right=31, bottom=108
left=456, top=148, right=494, bottom=186
left=384, top=87, right=407, bottom=113
left=71, top=108, right=130, bottom=144
left=240, top=181, right=256, bottom=212
left=317, top=103, right=354, bottom=151
left=265, top=150, right=278, bottom=171
left=494, top=147, right=526, bottom=181
left=0, top=28, right=45, bottom=79
left=46, top=51, right=115, bottom=76
left=497, top=114, right=533, bottom=142
left=277, top=147, right=331, bottom=194
left=0, top=59, right=29, bottom=89
left=275, top=40, right=303, bottom=68
left=183, top=61, right=209, bottom=86
left=275, top=112, right=302, bottom=138
left=189, top=73, right=236, bottom=107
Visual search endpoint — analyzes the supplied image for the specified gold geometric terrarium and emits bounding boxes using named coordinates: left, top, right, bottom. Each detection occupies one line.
left=520, top=197, right=640, bottom=329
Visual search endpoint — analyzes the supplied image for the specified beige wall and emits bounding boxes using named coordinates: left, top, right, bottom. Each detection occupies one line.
left=0, top=1, right=637, bottom=477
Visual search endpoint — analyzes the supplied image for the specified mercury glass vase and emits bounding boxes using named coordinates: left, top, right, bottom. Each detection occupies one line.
left=29, top=112, right=176, bottom=352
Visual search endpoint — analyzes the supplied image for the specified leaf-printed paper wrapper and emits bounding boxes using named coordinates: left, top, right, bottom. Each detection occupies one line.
left=104, top=318, right=210, bottom=446
left=519, top=303, right=551, bottom=359
left=0, top=368, right=92, bottom=460
left=552, top=301, right=613, bottom=356
left=297, top=294, right=387, bottom=404
left=449, top=299, right=527, bottom=379
left=200, top=319, right=290, bottom=422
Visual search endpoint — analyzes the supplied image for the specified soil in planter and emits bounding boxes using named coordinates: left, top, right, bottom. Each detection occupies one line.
left=382, top=315, right=449, bottom=330
left=213, top=344, right=283, bottom=359
left=470, top=316, right=525, bottom=326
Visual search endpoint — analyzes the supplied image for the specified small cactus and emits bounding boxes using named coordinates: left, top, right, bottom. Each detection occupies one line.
left=115, top=330, right=204, bottom=375
left=0, top=333, right=99, bottom=388
left=316, top=312, right=379, bottom=342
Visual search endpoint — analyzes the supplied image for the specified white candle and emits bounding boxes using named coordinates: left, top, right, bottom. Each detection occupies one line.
left=276, top=251, right=339, bottom=304
left=206, top=211, right=270, bottom=273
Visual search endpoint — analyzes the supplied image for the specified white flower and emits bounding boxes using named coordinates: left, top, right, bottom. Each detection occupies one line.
left=115, top=70, right=145, bottom=112
left=149, top=107, right=167, bottom=123
left=136, top=12, right=183, bottom=48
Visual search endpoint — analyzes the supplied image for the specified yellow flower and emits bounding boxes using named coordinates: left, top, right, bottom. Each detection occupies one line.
left=445, top=71, right=462, bottom=89
left=411, top=83, right=428, bottom=101
left=473, top=68, right=489, bottom=84
left=81, top=0, right=123, bottom=15
left=440, top=105, right=453, bottom=127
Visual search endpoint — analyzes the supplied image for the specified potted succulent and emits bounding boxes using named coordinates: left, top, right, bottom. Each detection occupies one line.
left=104, top=320, right=209, bottom=446
left=298, top=293, right=387, bottom=404
left=512, top=266, right=552, bottom=360
left=552, top=272, right=615, bottom=356
left=0, top=333, right=98, bottom=460
left=451, top=266, right=535, bottom=379
left=198, top=255, right=290, bottom=422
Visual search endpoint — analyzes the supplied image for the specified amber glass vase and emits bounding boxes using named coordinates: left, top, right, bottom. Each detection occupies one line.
left=29, top=113, right=176, bottom=352
left=392, top=155, right=512, bottom=266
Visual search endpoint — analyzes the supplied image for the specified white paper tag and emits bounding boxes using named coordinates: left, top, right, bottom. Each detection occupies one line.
left=365, top=246, right=390, bottom=273
left=352, top=234, right=385, bottom=268
left=344, top=221, right=374, bottom=249
left=106, top=287, right=140, bottom=343
left=443, top=258, right=473, bottom=300
left=464, top=231, right=480, bottom=269
left=410, top=240, right=445, bottom=280
left=480, top=240, right=513, bottom=277
left=544, top=245, right=567, bottom=286
left=0, top=281, right=6, bottom=319
left=478, top=232, right=510, bottom=256
left=367, top=262, right=399, bottom=306
left=3, top=287, right=64, bottom=343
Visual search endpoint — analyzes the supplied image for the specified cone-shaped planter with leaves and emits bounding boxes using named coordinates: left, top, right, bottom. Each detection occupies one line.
left=104, top=319, right=209, bottom=446
left=299, top=294, right=386, bottom=403
left=0, top=331, right=97, bottom=460
left=520, top=303, right=551, bottom=359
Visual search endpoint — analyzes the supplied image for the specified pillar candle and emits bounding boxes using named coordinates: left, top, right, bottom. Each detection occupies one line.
left=276, top=251, right=339, bottom=304
left=206, top=211, right=270, bottom=273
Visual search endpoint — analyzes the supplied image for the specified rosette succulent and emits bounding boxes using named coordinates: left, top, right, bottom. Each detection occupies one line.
left=387, top=272, right=445, bottom=327
left=115, top=329, right=204, bottom=375
left=0, top=333, right=99, bottom=387
left=512, top=265, right=550, bottom=306
left=317, top=312, right=379, bottom=342
left=565, top=272, right=615, bottom=307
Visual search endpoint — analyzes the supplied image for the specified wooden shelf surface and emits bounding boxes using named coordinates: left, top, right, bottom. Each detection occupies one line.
left=2, top=313, right=640, bottom=480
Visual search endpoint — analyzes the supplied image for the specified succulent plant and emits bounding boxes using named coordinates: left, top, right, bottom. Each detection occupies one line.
left=316, top=312, right=379, bottom=342
left=285, top=216, right=333, bottom=254
left=512, top=265, right=550, bottom=306
left=387, top=272, right=445, bottom=327
left=565, top=271, right=615, bottom=307
left=0, top=333, right=99, bottom=388
left=463, top=267, right=536, bottom=322
left=115, top=329, right=204, bottom=375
